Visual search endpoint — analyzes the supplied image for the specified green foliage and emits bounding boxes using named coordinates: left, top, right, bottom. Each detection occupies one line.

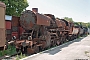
left=74, top=22, right=79, bottom=26
left=64, top=17, right=74, bottom=22
left=0, top=0, right=29, bottom=16
left=75, top=22, right=90, bottom=28
left=20, top=53, right=23, bottom=59
left=80, top=22, right=87, bottom=27
left=87, top=22, right=90, bottom=28
left=0, top=44, right=16, bottom=57
left=16, top=55, right=20, bottom=60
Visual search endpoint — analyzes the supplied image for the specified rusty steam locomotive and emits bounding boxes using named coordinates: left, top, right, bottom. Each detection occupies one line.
left=0, top=2, right=88, bottom=54
left=14, top=8, right=87, bottom=54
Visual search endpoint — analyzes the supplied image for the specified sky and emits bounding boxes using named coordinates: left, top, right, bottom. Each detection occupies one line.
left=27, top=0, right=90, bottom=23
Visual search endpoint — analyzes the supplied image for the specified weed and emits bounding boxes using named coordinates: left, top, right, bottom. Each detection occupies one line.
left=16, top=55, right=19, bottom=60
left=85, top=51, right=89, bottom=54
left=85, top=51, right=90, bottom=59
left=0, top=44, right=16, bottom=57
left=16, top=53, right=27, bottom=60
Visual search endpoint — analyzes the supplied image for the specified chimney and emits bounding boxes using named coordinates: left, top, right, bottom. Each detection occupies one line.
left=32, top=8, right=38, bottom=13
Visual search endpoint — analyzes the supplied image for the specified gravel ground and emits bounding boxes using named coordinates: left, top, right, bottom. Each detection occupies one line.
left=21, top=35, right=90, bottom=60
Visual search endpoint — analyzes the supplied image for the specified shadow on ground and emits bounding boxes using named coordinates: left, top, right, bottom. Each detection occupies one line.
left=44, top=36, right=86, bottom=55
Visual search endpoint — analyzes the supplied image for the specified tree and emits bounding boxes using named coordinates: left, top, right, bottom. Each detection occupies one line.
left=75, top=22, right=90, bottom=28
left=64, top=17, right=74, bottom=22
left=0, top=0, right=29, bottom=16
left=74, top=22, right=79, bottom=26
left=87, top=22, right=90, bottom=28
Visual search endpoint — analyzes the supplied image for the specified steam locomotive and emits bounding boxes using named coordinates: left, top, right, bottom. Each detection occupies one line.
left=14, top=8, right=88, bottom=54
left=0, top=2, right=88, bottom=54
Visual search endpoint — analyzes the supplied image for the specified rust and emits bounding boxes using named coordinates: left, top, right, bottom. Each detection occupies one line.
left=27, top=48, right=34, bottom=54
left=5, top=21, right=11, bottom=29
left=15, top=40, right=33, bottom=46
left=56, top=19, right=62, bottom=27
left=20, top=10, right=36, bottom=30
left=6, top=34, right=12, bottom=41
left=12, top=16, right=20, bottom=26
left=36, top=13, right=51, bottom=26
left=19, top=27, right=24, bottom=35
left=40, top=41, right=46, bottom=49
left=29, top=21, right=34, bottom=28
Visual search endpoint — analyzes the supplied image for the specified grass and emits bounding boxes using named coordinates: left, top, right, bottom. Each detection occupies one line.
left=85, top=51, right=89, bottom=55
left=16, top=53, right=26, bottom=60
left=0, top=44, right=17, bottom=57
left=85, top=51, right=90, bottom=59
